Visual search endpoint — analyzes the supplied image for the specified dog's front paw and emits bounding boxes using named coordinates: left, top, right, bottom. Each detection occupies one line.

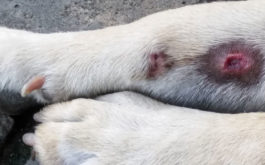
left=23, top=99, right=107, bottom=165
left=23, top=99, right=130, bottom=165
left=23, top=99, right=162, bottom=165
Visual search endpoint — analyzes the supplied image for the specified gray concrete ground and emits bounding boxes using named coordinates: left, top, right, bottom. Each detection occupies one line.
left=0, top=0, right=239, bottom=164
left=0, top=0, right=234, bottom=33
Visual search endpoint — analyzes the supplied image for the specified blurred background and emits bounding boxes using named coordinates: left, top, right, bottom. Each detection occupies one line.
left=0, top=0, right=239, bottom=164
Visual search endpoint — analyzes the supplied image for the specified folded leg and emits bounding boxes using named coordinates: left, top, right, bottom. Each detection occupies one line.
left=24, top=92, right=265, bottom=165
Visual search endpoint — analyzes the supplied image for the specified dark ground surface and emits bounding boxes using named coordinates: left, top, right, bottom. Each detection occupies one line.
left=0, top=0, right=239, bottom=164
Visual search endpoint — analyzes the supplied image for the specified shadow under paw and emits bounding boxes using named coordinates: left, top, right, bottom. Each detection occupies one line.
left=0, top=106, right=42, bottom=165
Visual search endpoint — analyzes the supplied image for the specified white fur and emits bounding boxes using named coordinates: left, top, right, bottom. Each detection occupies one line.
left=32, top=91, right=265, bottom=165
left=3, top=0, right=265, bottom=164
left=2, top=0, right=265, bottom=106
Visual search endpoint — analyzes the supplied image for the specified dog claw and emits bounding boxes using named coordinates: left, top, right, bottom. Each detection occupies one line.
left=21, top=76, right=45, bottom=97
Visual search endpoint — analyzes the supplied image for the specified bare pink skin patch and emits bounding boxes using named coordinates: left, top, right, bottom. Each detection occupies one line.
left=148, top=52, right=173, bottom=78
left=21, top=76, right=45, bottom=97
left=200, top=41, right=263, bottom=84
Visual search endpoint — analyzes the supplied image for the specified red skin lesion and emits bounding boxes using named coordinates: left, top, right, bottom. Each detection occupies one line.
left=222, top=53, right=254, bottom=75
left=200, top=40, right=263, bottom=85
left=148, top=52, right=172, bottom=78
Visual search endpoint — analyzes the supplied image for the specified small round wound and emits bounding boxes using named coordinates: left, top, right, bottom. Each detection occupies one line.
left=200, top=41, right=263, bottom=85
left=223, top=53, right=253, bottom=75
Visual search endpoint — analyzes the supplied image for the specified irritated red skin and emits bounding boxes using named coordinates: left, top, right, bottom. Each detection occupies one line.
left=148, top=52, right=171, bottom=78
left=222, top=53, right=254, bottom=75
left=199, top=41, right=263, bottom=85
left=148, top=41, right=262, bottom=84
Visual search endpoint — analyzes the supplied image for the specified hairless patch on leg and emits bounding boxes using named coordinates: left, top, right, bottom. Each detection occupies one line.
left=199, top=41, right=263, bottom=85
left=147, top=52, right=174, bottom=78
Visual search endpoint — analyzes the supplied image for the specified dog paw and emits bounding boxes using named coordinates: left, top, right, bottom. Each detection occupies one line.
left=23, top=99, right=130, bottom=165
left=23, top=98, right=161, bottom=165
left=32, top=99, right=101, bottom=122
left=23, top=99, right=109, bottom=165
